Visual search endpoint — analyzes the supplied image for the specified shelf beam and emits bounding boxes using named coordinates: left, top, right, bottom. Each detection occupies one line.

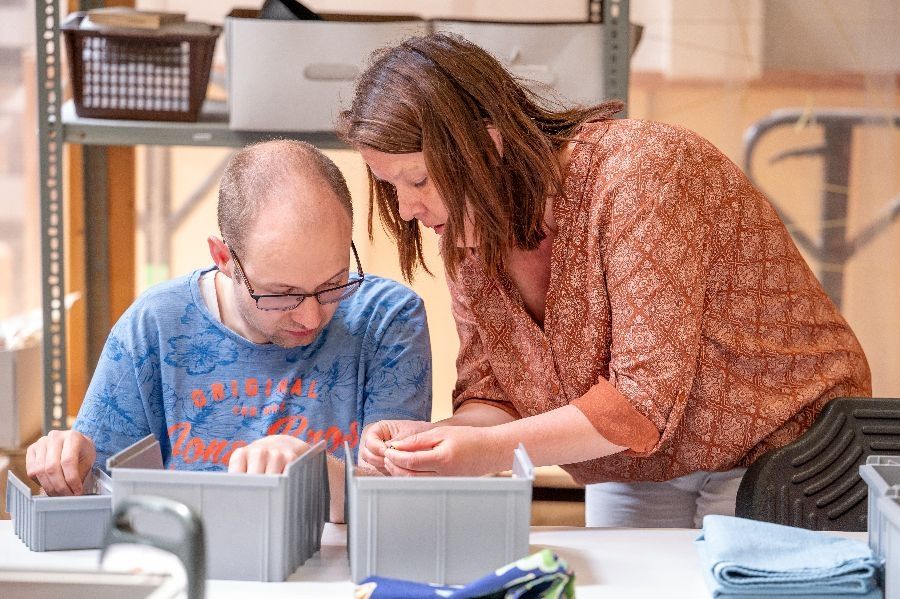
left=62, top=101, right=347, bottom=149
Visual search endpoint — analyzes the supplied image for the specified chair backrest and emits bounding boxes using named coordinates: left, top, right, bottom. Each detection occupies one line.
left=735, top=397, right=900, bottom=531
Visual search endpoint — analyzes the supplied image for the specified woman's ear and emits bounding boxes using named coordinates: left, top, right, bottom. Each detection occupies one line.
left=208, top=236, right=232, bottom=274
left=486, top=126, right=503, bottom=156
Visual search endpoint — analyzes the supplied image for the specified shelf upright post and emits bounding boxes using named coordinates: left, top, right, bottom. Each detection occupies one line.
left=82, top=146, right=110, bottom=373
left=601, top=0, right=630, bottom=116
left=36, top=0, right=68, bottom=432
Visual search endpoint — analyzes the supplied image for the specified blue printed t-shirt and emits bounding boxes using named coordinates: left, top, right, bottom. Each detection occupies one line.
left=74, top=267, right=432, bottom=472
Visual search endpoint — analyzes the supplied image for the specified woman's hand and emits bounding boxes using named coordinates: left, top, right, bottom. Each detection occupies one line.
left=227, top=435, right=309, bottom=474
left=359, top=420, right=436, bottom=474
left=383, top=425, right=506, bottom=477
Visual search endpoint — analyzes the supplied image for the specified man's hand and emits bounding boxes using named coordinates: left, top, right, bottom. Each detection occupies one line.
left=227, top=435, right=310, bottom=474
left=359, top=420, right=436, bottom=474
left=26, top=430, right=97, bottom=496
left=383, top=425, right=504, bottom=477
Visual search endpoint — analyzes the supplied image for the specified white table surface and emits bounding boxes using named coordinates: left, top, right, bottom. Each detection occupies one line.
left=0, top=521, right=869, bottom=598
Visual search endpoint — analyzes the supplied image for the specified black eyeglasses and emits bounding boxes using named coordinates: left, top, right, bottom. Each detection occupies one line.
left=227, top=242, right=365, bottom=311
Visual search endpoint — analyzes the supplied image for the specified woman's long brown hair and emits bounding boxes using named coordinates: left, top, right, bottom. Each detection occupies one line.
left=338, top=33, right=622, bottom=281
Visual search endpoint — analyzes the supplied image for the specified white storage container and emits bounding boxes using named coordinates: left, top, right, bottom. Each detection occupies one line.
left=0, top=343, right=42, bottom=450
left=226, top=10, right=427, bottom=131
left=345, top=441, right=534, bottom=585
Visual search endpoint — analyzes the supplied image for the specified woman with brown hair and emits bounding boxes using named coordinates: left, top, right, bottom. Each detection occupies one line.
left=339, top=33, right=871, bottom=527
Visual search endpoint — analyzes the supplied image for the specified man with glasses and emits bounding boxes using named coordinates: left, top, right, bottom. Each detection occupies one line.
left=26, top=140, right=432, bottom=521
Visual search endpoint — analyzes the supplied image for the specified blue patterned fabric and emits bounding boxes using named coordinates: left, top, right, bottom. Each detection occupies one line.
left=74, top=267, right=432, bottom=471
left=354, top=550, right=575, bottom=599
left=696, top=515, right=883, bottom=597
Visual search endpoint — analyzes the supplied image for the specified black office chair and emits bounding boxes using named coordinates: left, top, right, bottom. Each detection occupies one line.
left=735, top=397, right=900, bottom=531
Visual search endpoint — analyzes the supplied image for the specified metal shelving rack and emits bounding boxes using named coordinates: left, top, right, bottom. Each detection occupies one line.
left=36, top=0, right=67, bottom=432
left=35, top=0, right=630, bottom=432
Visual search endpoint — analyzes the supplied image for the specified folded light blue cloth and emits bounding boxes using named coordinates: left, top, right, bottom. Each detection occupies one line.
left=695, top=515, right=883, bottom=597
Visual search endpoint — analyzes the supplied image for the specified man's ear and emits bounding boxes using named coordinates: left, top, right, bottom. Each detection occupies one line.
left=208, top=236, right=232, bottom=274
left=486, top=126, right=503, bottom=156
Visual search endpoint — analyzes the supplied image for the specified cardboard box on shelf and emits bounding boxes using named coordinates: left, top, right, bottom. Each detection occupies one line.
left=85, top=7, right=186, bottom=30
left=0, top=343, right=42, bottom=451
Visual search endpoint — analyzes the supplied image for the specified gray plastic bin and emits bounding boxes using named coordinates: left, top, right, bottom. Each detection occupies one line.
left=346, top=441, right=534, bottom=585
left=108, top=435, right=328, bottom=582
left=860, top=455, right=900, bottom=558
left=879, top=492, right=900, bottom=599
left=6, top=467, right=112, bottom=551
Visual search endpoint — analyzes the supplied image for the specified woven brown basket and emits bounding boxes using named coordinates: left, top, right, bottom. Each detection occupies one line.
left=61, top=12, right=221, bottom=122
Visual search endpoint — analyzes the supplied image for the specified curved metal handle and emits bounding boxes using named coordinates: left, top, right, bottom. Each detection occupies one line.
left=100, top=495, right=206, bottom=599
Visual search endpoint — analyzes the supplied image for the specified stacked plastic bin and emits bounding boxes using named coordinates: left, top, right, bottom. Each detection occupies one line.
left=860, top=455, right=900, bottom=599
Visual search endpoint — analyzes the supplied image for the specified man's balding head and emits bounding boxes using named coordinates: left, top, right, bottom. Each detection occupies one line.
left=218, top=140, right=352, bottom=255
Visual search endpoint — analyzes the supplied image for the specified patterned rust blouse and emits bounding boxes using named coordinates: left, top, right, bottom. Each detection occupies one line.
left=449, top=119, right=871, bottom=485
